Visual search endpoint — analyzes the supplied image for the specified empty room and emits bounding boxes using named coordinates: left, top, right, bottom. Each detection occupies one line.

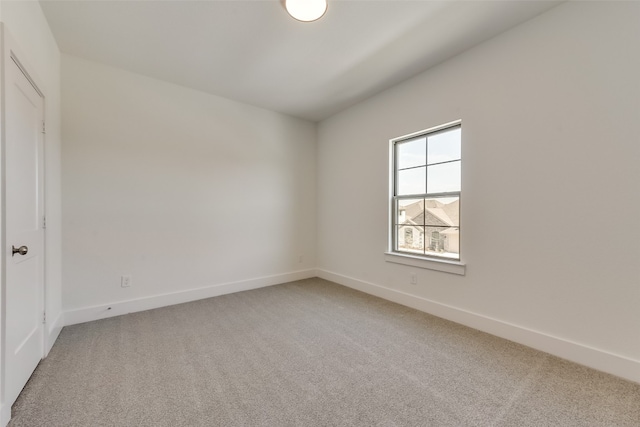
left=0, top=0, right=638, bottom=425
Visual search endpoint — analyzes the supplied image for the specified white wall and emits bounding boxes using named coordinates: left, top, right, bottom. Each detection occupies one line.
left=62, top=55, right=316, bottom=322
left=0, top=0, right=62, bottom=424
left=317, top=1, right=640, bottom=382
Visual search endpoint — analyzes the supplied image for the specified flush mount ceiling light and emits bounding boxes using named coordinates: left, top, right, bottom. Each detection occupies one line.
left=286, top=0, right=328, bottom=22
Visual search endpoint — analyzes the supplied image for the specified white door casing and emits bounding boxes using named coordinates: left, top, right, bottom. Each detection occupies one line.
left=3, top=50, right=45, bottom=408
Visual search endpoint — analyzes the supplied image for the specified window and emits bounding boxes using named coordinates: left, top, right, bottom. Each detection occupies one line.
left=391, top=121, right=461, bottom=260
left=405, top=228, right=414, bottom=245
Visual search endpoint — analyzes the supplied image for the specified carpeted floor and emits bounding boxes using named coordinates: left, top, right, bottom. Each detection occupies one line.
left=9, top=278, right=640, bottom=426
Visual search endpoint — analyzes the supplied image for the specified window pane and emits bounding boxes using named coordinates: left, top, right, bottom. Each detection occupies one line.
left=397, top=166, right=426, bottom=196
left=425, top=226, right=459, bottom=259
left=397, top=137, right=426, bottom=170
left=397, top=225, right=425, bottom=254
left=427, top=161, right=460, bottom=193
left=397, top=198, right=424, bottom=225
left=424, top=197, right=459, bottom=227
left=428, top=127, right=461, bottom=165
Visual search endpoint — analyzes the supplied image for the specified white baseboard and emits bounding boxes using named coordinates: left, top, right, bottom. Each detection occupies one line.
left=45, top=312, right=64, bottom=356
left=1, top=402, right=10, bottom=427
left=317, top=269, right=640, bottom=384
left=64, top=269, right=316, bottom=326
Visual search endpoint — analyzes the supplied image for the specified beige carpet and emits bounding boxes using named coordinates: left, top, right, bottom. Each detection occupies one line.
left=10, top=278, right=640, bottom=426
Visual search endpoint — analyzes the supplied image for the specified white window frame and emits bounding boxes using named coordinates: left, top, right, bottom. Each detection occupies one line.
left=386, top=120, right=466, bottom=275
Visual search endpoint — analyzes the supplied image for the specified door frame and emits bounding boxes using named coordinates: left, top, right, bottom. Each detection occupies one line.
left=0, top=22, right=47, bottom=424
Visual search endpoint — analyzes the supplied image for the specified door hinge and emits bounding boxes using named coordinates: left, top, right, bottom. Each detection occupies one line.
left=42, top=121, right=46, bottom=134
left=43, top=312, right=46, bottom=324
left=43, top=215, right=46, bottom=229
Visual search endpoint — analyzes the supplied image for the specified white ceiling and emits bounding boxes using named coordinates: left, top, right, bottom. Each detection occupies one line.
left=40, top=0, right=562, bottom=121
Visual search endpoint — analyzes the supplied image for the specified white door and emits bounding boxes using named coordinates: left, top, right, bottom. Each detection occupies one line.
left=4, top=53, right=45, bottom=407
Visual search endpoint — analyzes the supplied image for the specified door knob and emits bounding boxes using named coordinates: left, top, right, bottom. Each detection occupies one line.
left=12, top=245, right=28, bottom=256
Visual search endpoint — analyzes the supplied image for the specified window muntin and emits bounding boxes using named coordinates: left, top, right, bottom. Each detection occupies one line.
left=397, top=137, right=426, bottom=169
left=392, top=123, right=461, bottom=260
left=427, top=127, right=461, bottom=164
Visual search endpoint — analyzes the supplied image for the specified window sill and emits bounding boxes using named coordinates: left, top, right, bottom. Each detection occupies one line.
left=384, top=252, right=466, bottom=276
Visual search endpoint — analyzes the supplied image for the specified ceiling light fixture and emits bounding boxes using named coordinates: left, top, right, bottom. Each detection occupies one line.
left=286, top=0, right=328, bottom=22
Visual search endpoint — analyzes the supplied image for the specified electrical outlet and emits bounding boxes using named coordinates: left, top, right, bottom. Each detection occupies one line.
left=298, top=255, right=303, bottom=263
left=410, top=273, right=417, bottom=285
left=121, top=275, right=132, bottom=288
